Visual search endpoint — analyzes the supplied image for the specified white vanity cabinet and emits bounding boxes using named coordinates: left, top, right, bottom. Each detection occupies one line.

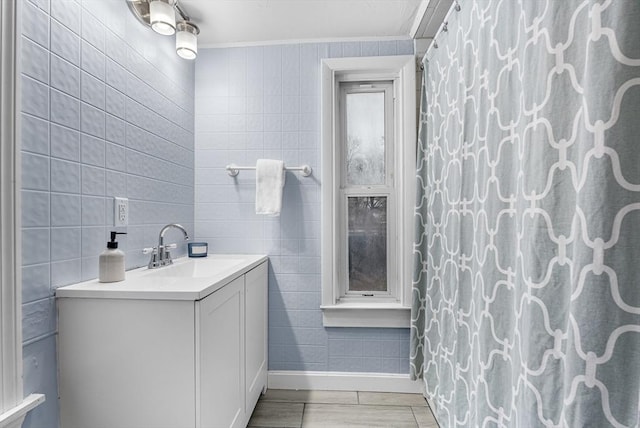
left=57, top=256, right=268, bottom=428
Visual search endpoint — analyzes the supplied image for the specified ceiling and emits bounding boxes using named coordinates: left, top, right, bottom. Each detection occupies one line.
left=175, top=0, right=448, bottom=48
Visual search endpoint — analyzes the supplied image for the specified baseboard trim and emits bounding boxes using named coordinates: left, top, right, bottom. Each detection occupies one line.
left=267, top=370, right=424, bottom=394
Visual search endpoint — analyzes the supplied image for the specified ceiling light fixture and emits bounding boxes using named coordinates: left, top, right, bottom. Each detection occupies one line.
left=150, top=0, right=176, bottom=35
left=176, top=21, right=200, bottom=60
left=126, top=0, right=199, bottom=60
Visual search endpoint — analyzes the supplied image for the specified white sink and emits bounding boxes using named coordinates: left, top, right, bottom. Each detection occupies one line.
left=157, top=257, right=246, bottom=278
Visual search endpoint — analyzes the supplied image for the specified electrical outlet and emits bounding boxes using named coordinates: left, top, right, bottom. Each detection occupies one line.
left=114, top=197, right=128, bottom=227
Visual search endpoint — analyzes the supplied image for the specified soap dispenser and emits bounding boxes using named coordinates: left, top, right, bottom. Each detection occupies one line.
left=99, top=231, right=127, bottom=283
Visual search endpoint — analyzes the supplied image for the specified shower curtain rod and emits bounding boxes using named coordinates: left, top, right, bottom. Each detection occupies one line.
left=425, top=0, right=462, bottom=55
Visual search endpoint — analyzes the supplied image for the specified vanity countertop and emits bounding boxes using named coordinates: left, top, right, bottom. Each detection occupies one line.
left=56, top=254, right=268, bottom=301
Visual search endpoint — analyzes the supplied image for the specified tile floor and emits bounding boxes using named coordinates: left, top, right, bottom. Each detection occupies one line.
left=248, top=390, right=439, bottom=427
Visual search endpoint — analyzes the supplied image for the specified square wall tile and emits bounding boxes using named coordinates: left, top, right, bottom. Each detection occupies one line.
left=22, top=153, right=49, bottom=191
left=22, top=228, right=50, bottom=266
left=50, top=227, right=81, bottom=261
left=22, top=191, right=50, bottom=228
left=51, top=193, right=81, bottom=226
left=81, top=9, right=105, bottom=52
left=283, top=96, right=300, bottom=114
left=104, top=30, right=127, bottom=66
left=51, top=0, right=80, bottom=35
left=50, top=258, right=81, bottom=288
left=106, top=143, right=126, bottom=172
left=22, top=36, right=49, bottom=84
left=22, top=0, right=49, bottom=49
left=22, top=297, right=56, bottom=342
left=105, top=170, right=126, bottom=196
left=29, top=0, right=50, bottom=13
left=81, top=226, right=106, bottom=257
left=81, top=165, right=106, bottom=196
left=81, top=71, right=106, bottom=109
left=81, top=102, right=106, bottom=138
left=50, top=54, right=80, bottom=98
left=106, top=58, right=127, bottom=93
left=51, top=123, right=80, bottom=161
left=22, top=263, right=51, bottom=303
left=81, top=256, right=99, bottom=281
left=51, top=89, right=80, bottom=129
left=81, top=196, right=105, bottom=225
left=50, top=158, right=80, bottom=193
left=51, top=18, right=80, bottom=66
left=22, top=77, right=50, bottom=120
left=81, top=40, right=106, bottom=80
left=105, top=86, right=125, bottom=118
left=247, top=96, right=264, bottom=114
left=81, top=134, right=106, bottom=167
left=21, top=114, right=49, bottom=155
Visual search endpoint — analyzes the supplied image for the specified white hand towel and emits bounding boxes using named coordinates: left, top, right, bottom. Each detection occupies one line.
left=255, top=159, right=285, bottom=216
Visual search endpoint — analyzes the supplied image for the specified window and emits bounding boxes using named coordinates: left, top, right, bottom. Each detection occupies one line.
left=321, top=56, right=416, bottom=328
left=339, top=81, right=395, bottom=301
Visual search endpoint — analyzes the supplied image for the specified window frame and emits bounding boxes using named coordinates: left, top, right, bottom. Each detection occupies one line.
left=338, top=81, right=396, bottom=301
left=320, top=55, right=416, bottom=328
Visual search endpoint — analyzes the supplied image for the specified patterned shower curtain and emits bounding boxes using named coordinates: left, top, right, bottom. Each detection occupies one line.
left=410, top=1, right=640, bottom=427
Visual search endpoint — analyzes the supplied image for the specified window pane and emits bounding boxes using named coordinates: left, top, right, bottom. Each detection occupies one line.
left=348, top=196, right=387, bottom=292
left=346, top=92, right=385, bottom=185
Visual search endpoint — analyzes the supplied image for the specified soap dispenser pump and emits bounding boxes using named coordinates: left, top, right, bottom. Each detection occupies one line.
left=99, top=231, right=127, bottom=283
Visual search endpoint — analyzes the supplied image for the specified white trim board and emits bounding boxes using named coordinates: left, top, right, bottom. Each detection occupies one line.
left=200, top=36, right=413, bottom=49
left=267, top=371, right=423, bottom=394
left=0, top=1, right=45, bottom=425
left=0, top=394, right=45, bottom=428
left=0, top=0, right=22, bottom=415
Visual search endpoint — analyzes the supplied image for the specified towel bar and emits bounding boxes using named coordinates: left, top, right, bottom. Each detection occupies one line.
left=226, top=164, right=312, bottom=177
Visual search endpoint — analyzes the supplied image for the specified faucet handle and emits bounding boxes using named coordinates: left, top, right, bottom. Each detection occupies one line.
left=142, top=247, right=156, bottom=254
left=164, top=243, right=177, bottom=250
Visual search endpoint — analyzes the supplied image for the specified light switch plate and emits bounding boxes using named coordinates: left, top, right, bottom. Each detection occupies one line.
left=114, top=197, right=128, bottom=227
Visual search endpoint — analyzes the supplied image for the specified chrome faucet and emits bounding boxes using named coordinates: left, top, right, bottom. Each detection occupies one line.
left=144, top=223, right=190, bottom=269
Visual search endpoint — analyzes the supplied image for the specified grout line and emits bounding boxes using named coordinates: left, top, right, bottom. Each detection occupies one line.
left=410, top=406, right=421, bottom=428
left=300, top=402, right=306, bottom=428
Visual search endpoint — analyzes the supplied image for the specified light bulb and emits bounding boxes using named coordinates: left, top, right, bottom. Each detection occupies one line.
left=150, top=0, right=176, bottom=36
left=176, top=21, right=199, bottom=60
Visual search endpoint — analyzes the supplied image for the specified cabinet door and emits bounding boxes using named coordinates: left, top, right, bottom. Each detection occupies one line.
left=245, top=262, right=268, bottom=414
left=198, top=276, right=245, bottom=428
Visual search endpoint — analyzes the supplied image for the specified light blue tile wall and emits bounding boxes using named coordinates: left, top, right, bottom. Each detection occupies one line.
left=20, top=0, right=195, bottom=426
left=194, top=40, right=413, bottom=374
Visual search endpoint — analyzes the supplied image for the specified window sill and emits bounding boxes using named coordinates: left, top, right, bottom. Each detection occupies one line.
left=320, top=302, right=410, bottom=328
left=0, top=394, right=46, bottom=428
